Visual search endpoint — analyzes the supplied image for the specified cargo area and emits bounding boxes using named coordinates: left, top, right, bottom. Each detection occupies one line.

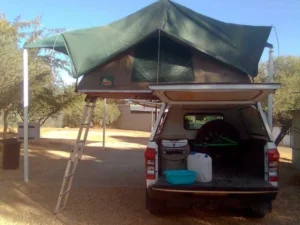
left=156, top=139, right=269, bottom=192
left=189, top=139, right=266, bottom=180
left=154, top=104, right=272, bottom=191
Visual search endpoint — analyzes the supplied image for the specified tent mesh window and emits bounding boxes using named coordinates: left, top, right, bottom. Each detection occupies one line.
left=131, top=35, right=194, bottom=83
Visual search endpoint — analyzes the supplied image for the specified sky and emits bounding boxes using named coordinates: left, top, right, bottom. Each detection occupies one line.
left=1, top=0, right=300, bottom=83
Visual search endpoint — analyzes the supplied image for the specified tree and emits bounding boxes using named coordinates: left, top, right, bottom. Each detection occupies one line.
left=92, top=100, right=121, bottom=127
left=63, top=95, right=121, bottom=128
left=62, top=94, right=85, bottom=128
left=0, top=15, right=76, bottom=137
left=257, top=56, right=300, bottom=145
left=0, top=15, right=23, bottom=137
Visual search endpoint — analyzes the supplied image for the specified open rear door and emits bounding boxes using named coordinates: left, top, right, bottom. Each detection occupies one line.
left=149, top=83, right=280, bottom=105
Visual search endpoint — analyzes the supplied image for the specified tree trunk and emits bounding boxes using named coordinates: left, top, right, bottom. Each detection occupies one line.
left=3, top=108, right=10, bottom=139
left=274, top=127, right=290, bottom=146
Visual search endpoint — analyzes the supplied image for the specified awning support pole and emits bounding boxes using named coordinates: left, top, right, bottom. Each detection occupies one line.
left=23, top=49, right=29, bottom=183
left=103, top=98, right=106, bottom=150
left=267, top=47, right=274, bottom=133
left=151, top=109, right=154, bottom=131
left=156, top=30, right=161, bottom=84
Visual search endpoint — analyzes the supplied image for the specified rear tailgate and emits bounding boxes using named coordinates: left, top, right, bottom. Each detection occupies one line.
left=149, top=83, right=280, bottom=105
left=152, top=178, right=278, bottom=194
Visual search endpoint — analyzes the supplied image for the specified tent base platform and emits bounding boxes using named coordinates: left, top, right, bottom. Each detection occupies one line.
left=78, top=90, right=158, bottom=100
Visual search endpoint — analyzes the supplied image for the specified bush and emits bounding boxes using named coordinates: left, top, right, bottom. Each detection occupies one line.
left=63, top=97, right=121, bottom=128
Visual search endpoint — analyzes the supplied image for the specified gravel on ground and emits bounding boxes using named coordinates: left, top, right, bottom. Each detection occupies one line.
left=0, top=129, right=299, bottom=225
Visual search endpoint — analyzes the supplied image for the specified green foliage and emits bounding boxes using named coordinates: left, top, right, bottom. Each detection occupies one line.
left=0, top=15, right=22, bottom=109
left=63, top=96, right=121, bottom=128
left=257, top=56, right=300, bottom=144
left=93, top=100, right=121, bottom=127
left=273, top=73, right=300, bottom=125
left=62, top=94, right=85, bottom=127
left=0, top=14, right=77, bottom=135
left=0, top=15, right=121, bottom=135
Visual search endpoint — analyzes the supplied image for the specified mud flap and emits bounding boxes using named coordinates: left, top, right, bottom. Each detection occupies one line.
left=249, top=201, right=272, bottom=214
left=146, top=190, right=166, bottom=214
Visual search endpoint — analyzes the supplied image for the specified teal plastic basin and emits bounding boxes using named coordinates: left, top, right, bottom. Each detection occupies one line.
left=164, top=170, right=196, bottom=185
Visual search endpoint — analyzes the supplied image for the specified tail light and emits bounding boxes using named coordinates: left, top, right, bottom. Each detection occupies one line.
left=268, top=148, right=280, bottom=182
left=145, top=147, right=156, bottom=180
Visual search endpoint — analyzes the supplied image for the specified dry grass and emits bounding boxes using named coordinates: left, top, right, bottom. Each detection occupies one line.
left=0, top=128, right=299, bottom=225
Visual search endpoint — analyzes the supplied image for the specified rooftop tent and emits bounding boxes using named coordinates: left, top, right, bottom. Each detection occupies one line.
left=25, top=0, right=271, bottom=76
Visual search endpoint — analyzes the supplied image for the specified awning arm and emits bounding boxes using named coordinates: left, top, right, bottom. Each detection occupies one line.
left=267, top=46, right=274, bottom=133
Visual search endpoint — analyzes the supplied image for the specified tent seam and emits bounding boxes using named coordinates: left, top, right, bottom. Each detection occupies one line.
left=161, top=0, right=168, bottom=29
left=61, top=34, right=78, bottom=77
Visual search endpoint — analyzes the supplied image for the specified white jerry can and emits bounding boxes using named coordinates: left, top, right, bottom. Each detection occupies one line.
left=187, top=153, right=212, bottom=182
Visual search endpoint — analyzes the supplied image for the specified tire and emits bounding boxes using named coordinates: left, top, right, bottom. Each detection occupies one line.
left=243, top=201, right=272, bottom=218
left=195, top=119, right=240, bottom=144
left=145, top=190, right=165, bottom=215
left=243, top=208, right=267, bottom=218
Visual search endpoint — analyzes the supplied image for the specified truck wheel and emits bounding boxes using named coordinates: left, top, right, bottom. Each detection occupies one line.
left=243, top=201, right=271, bottom=218
left=146, top=191, right=165, bottom=215
left=243, top=208, right=266, bottom=218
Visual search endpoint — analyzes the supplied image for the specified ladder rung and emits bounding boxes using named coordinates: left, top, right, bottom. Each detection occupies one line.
left=70, top=156, right=82, bottom=161
left=76, top=143, right=85, bottom=148
left=76, top=147, right=84, bottom=152
left=60, top=188, right=71, bottom=196
left=54, top=206, right=65, bottom=214
left=81, top=123, right=90, bottom=126
left=65, top=173, right=75, bottom=179
left=69, top=157, right=80, bottom=161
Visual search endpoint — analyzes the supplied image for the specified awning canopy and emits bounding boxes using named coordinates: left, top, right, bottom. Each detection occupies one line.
left=25, top=0, right=272, bottom=78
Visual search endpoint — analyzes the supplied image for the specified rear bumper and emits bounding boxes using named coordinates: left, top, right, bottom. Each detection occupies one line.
left=147, top=178, right=278, bottom=207
left=148, top=187, right=278, bottom=199
left=148, top=187, right=278, bottom=210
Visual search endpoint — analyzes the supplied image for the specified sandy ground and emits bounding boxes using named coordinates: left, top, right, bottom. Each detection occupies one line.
left=0, top=128, right=300, bottom=225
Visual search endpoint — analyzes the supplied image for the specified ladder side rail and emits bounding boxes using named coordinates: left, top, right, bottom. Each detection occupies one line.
left=54, top=96, right=97, bottom=213
left=61, top=100, right=96, bottom=209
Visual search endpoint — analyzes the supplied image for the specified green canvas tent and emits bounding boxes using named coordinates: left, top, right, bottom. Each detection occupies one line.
left=25, top=0, right=272, bottom=80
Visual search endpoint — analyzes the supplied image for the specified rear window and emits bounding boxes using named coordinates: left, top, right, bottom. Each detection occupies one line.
left=184, top=114, right=223, bottom=130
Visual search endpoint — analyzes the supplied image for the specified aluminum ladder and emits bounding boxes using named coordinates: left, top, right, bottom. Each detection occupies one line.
left=54, top=96, right=97, bottom=214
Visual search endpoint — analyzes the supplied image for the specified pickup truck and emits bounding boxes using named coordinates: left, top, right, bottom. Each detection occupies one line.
left=144, top=83, right=280, bottom=218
